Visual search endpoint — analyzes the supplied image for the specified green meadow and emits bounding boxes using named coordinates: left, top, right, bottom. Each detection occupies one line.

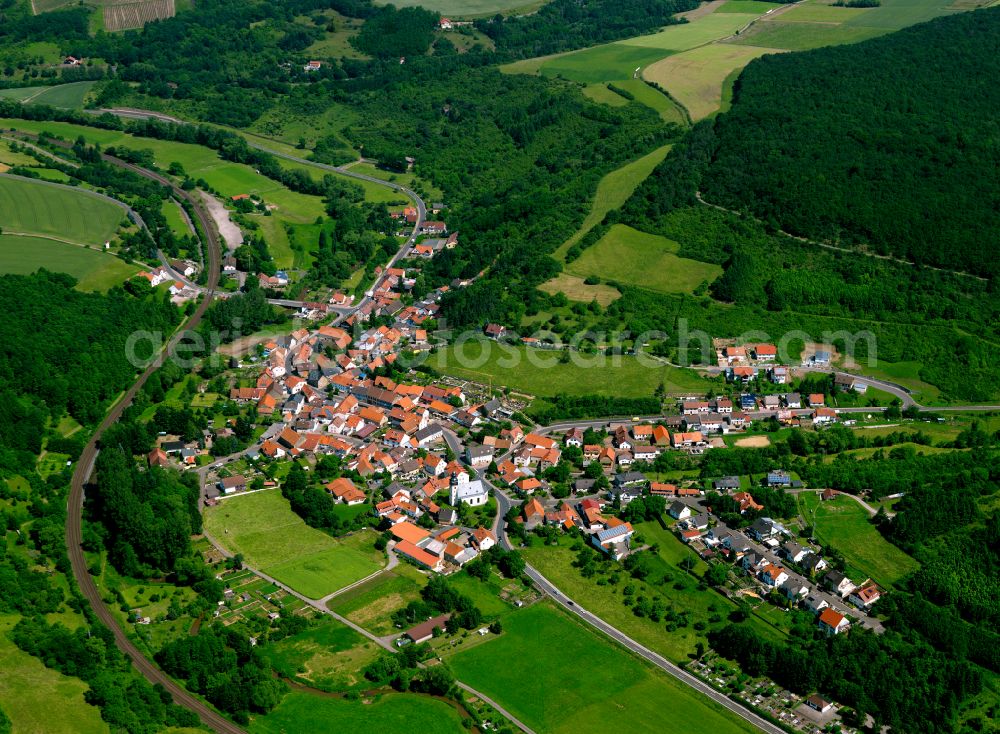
left=0, top=615, right=109, bottom=734
left=252, top=691, right=466, bottom=734
left=260, top=618, right=380, bottom=691
left=161, top=198, right=192, bottom=238
left=327, top=563, right=429, bottom=635
left=203, top=489, right=385, bottom=599
left=523, top=531, right=787, bottom=664
left=0, top=234, right=139, bottom=291
left=798, top=492, right=919, bottom=585
left=434, top=338, right=716, bottom=398
left=553, top=146, right=673, bottom=259
left=564, top=224, right=722, bottom=295
left=448, top=603, right=758, bottom=734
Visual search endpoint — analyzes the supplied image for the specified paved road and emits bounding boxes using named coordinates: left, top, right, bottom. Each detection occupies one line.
left=489, top=484, right=784, bottom=734
left=201, top=526, right=537, bottom=734
left=63, top=153, right=244, bottom=734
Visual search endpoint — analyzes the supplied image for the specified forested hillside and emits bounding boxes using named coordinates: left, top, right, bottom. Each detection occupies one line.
left=616, top=8, right=1000, bottom=401
left=699, top=8, right=1000, bottom=277
left=0, top=270, right=178, bottom=466
left=0, top=271, right=202, bottom=732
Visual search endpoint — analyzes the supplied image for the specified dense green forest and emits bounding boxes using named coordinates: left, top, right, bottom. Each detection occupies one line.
left=0, top=271, right=206, bottom=732
left=156, top=625, right=286, bottom=722
left=635, top=8, right=1000, bottom=278
left=0, top=271, right=177, bottom=458
left=612, top=10, right=1000, bottom=401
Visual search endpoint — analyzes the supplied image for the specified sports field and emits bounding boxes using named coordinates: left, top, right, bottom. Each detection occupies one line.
left=448, top=603, right=758, bottom=734
left=434, top=339, right=715, bottom=398
left=644, top=44, right=784, bottom=120
left=203, top=489, right=385, bottom=600
left=252, top=691, right=466, bottom=734
left=0, top=175, right=124, bottom=246
left=798, top=492, right=919, bottom=585
left=0, top=235, right=139, bottom=291
left=564, top=224, right=722, bottom=295
left=0, top=615, right=109, bottom=734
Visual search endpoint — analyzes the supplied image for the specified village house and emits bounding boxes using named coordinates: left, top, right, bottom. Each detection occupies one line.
left=818, top=607, right=850, bottom=636
left=591, top=518, right=635, bottom=561
left=823, top=569, right=857, bottom=598
left=217, top=475, right=246, bottom=494
left=752, top=343, right=777, bottom=362
left=465, top=444, right=494, bottom=469
left=732, top=491, right=764, bottom=513
left=669, top=501, right=692, bottom=520
left=713, top=476, right=741, bottom=492
left=521, top=498, right=545, bottom=530
left=848, top=583, right=881, bottom=609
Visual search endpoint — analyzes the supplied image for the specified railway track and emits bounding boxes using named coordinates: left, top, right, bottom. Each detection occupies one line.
left=62, top=152, right=244, bottom=733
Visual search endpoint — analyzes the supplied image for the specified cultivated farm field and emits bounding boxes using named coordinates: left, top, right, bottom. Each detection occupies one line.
left=0, top=175, right=124, bottom=246
left=0, top=81, right=96, bottom=109
left=448, top=603, right=758, bottom=734
left=103, top=0, right=175, bottom=31
left=371, top=0, right=545, bottom=16
left=203, top=489, right=385, bottom=600
left=0, top=235, right=139, bottom=291
left=798, top=492, right=919, bottom=585
left=727, top=0, right=966, bottom=50
left=644, top=44, right=785, bottom=120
